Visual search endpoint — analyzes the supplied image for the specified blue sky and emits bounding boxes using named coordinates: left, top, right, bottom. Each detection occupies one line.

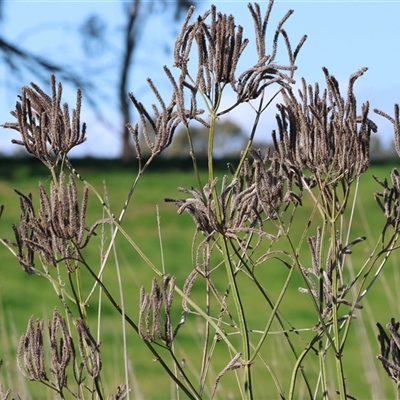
left=1, top=1, right=399, bottom=158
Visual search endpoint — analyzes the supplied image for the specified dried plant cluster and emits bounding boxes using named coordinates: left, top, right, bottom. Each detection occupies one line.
left=0, top=75, right=118, bottom=397
left=128, top=1, right=306, bottom=160
left=373, top=168, right=400, bottom=233
left=17, top=309, right=101, bottom=394
left=138, top=275, right=177, bottom=346
left=165, top=147, right=300, bottom=250
left=274, top=67, right=377, bottom=184
left=4, top=172, right=103, bottom=275
left=3, top=74, right=86, bottom=169
left=377, top=319, right=400, bottom=384
left=1, top=1, right=400, bottom=399
left=15, top=309, right=126, bottom=399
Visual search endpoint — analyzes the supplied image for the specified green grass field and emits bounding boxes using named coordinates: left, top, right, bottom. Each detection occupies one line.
left=0, top=161, right=399, bottom=399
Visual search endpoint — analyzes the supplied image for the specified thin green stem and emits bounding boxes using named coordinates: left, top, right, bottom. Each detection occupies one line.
left=288, top=332, right=322, bottom=399
left=231, top=88, right=281, bottom=184
left=219, top=235, right=253, bottom=400
left=249, top=258, right=295, bottom=363
left=277, top=211, right=337, bottom=353
left=185, top=125, right=203, bottom=192
left=228, top=230, right=314, bottom=397
left=199, top=273, right=211, bottom=396
left=207, top=86, right=253, bottom=398
left=318, top=341, right=328, bottom=400
left=207, top=111, right=217, bottom=186
left=329, top=189, right=347, bottom=400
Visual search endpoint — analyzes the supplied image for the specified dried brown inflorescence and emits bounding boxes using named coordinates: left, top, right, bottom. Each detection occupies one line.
left=374, top=106, right=400, bottom=233
left=17, top=309, right=101, bottom=395
left=17, top=316, right=48, bottom=382
left=128, top=0, right=306, bottom=158
left=172, top=2, right=304, bottom=104
left=165, top=148, right=301, bottom=244
left=5, top=172, right=105, bottom=274
left=374, top=104, right=400, bottom=157
left=377, top=319, right=400, bottom=383
left=273, top=67, right=377, bottom=186
left=373, top=168, right=400, bottom=233
left=48, top=309, right=75, bottom=390
left=139, top=275, right=177, bottom=347
left=3, top=75, right=86, bottom=168
left=127, top=71, right=208, bottom=157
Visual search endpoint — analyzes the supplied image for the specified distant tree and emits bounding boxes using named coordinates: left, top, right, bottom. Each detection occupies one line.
left=165, top=119, right=249, bottom=159
left=118, top=0, right=196, bottom=163
left=0, top=0, right=95, bottom=100
left=369, top=136, right=386, bottom=161
left=369, top=135, right=399, bottom=161
left=0, top=0, right=196, bottom=161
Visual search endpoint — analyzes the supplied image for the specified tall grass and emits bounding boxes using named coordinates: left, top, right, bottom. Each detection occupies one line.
left=1, top=1, right=400, bottom=399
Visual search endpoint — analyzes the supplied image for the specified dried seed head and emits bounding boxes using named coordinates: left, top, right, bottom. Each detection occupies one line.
left=373, top=168, right=400, bottom=231
left=138, top=275, right=178, bottom=347
left=75, top=318, right=102, bottom=378
left=374, top=104, right=400, bottom=158
left=17, top=316, right=48, bottom=382
left=48, top=309, right=74, bottom=390
left=8, top=174, right=106, bottom=274
left=273, top=67, right=377, bottom=185
left=377, top=319, right=400, bottom=382
left=2, top=75, right=86, bottom=167
left=165, top=152, right=299, bottom=243
left=128, top=76, right=207, bottom=157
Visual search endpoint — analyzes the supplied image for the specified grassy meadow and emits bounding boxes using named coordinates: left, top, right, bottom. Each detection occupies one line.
left=0, top=159, right=399, bottom=399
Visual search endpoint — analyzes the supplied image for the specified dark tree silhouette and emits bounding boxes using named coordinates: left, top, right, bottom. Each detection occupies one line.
left=0, top=0, right=95, bottom=101
left=0, top=0, right=196, bottom=161
left=118, top=0, right=195, bottom=163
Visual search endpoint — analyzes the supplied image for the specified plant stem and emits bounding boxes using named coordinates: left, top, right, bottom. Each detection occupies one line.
left=329, top=188, right=347, bottom=400
left=219, top=235, right=253, bottom=400
left=207, top=87, right=253, bottom=399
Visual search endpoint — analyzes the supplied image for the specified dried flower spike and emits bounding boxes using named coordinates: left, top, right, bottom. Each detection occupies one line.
left=2, top=74, right=86, bottom=167
left=377, top=319, right=400, bottom=383
left=17, top=316, right=48, bottom=382
left=8, top=173, right=107, bottom=274
left=48, top=309, right=75, bottom=391
left=139, top=275, right=178, bottom=347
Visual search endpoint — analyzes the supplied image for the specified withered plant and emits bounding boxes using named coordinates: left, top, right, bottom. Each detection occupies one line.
left=1, top=1, right=400, bottom=399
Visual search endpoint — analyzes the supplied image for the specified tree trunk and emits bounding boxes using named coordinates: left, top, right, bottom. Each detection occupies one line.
left=119, top=0, right=140, bottom=163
